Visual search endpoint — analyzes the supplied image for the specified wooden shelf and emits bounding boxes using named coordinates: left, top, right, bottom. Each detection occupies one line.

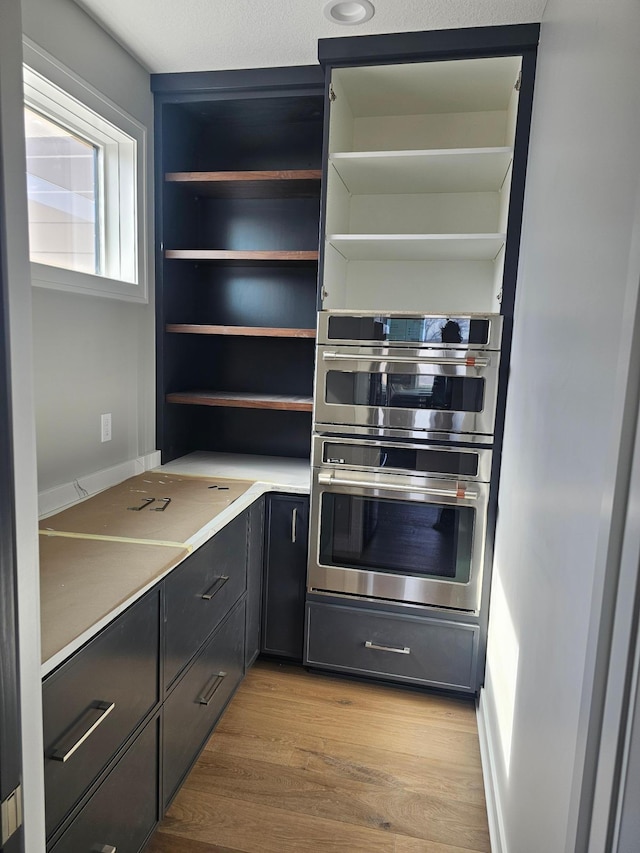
left=327, top=233, right=506, bottom=261
left=165, top=170, right=322, bottom=198
left=164, top=249, right=318, bottom=263
left=166, top=324, right=315, bottom=338
left=166, top=391, right=313, bottom=412
left=329, top=148, right=513, bottom=195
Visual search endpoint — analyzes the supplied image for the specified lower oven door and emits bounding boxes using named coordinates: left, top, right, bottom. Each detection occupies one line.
left=308, top=469, right=489, bottom=612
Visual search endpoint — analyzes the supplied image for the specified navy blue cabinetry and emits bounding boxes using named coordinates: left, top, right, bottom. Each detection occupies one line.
left=262, top=494, right=309, bottom=661
left=151, top=67, right=324, bottom=465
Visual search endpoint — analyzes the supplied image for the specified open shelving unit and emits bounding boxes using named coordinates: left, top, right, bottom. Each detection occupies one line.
left=321, top=56, right=521, bottom=314
left=154, top=71, right=324, bottom=462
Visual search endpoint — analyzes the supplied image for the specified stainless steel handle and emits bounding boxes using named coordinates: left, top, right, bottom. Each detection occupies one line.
left=201, top=575, right=229, bottom=600
left=317, top=471, right=478, bottom=501
left=322, top=351, right=489, bottom=368
left=198, top=671, right=226, bottom=705
left=291, top=507, right=298, bottom=543
left=50, top=701, right=115, bottom=763
left=365, top=641, right=411, bottom=655
left=92, top=845, right=117, bottom=853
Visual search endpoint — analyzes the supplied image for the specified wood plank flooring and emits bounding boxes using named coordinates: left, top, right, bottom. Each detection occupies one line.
left=145, top=660, right=490, bottom=853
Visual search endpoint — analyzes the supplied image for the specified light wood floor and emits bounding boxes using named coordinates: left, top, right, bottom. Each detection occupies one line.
left=145, top=660, right=491, bottom=853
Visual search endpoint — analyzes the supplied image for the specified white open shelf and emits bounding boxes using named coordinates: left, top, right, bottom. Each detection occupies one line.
left=322, top=54, right=522, bottom=313
left=327, top=233, right=506, bottom=262
left=329, top=148, right=513, bottom=195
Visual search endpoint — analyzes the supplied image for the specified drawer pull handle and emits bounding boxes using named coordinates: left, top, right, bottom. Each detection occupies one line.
left=201, top=575, right=229, bottom=600
left=92, top=845, right=117, bottom=853
left=198, top=671, right=227, bottom=705
left=50, top=701, right=115, bottom=763
left=291, top=507, right=298, bottom=543
left=365, top=641, right=411, bottom=655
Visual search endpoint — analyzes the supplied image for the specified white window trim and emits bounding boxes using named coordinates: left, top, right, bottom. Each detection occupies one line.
left=23, top=38, right=148, bottom=303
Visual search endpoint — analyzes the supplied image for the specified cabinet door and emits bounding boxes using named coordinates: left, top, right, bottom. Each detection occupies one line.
left=261, top=494, right=309, bottom=660
left=50, top=715, right=159, bottom=853
left=245, top=496, right=264, bottom=668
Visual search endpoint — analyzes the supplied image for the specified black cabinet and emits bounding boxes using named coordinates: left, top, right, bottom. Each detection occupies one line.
left=152, top=67, right=324, bottom=464
left=245, top=495, right=265, bottom=668
left=42, top=588, right=161, bottom=839
left=50, top=716, right=160, bottom=853
left=261, top=494, right=309, bottom=661
left=163, top=598, right=245, bottom=806
left=43, top=506, right=253, bottom=847
left=164, top=510, right=248, bottom=689
left=306, top=600, right=480, bottom=693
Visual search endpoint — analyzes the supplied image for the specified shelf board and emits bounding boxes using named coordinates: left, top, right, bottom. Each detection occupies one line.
left=332, top=57, right=522, bottom=118
left=166, top=324, right=315, bottom=338
left=165, top=170, right=322, bottom=198
left=164, top=249, right=318, bottom=263
left=329, top=148, right=513, bottom=195
left=166, top=391, right=313, bottom=412
left=327, top=233, right=506, bottom=261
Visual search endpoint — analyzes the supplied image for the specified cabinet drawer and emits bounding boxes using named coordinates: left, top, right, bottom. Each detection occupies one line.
left=164, top=511, right=247, bottom=688
left=305, top=602, right=479, bottom=693
left=50, top=715, right=159, bottom=853
left=163, top=598, right=245, bottom=806
left=43, top=589, right=160, bottom=837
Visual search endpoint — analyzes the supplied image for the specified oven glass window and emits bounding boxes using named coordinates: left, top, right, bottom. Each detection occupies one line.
left=319, top=493, right=474, bottom=582
left=326, top=371, right=485, bottom=413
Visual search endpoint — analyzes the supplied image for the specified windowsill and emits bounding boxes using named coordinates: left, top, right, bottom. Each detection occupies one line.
left=31, top=262, right=148, bottom=303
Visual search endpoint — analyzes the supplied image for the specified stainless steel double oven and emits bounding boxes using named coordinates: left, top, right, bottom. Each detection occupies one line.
left=308, top=311, right=503, bottom=613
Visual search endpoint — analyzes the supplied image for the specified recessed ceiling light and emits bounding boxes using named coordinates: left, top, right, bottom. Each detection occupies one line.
left=323, top=1, right=375, bottom=25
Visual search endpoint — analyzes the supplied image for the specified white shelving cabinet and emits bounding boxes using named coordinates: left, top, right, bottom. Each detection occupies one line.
left=321, top=55, right=522, bottom=314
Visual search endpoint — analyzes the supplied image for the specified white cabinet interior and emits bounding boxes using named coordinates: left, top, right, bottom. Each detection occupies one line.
left=321, top=55, right=522, bottom=313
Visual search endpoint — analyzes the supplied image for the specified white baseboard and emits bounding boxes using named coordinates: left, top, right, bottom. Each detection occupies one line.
left=38, top=451, right=162, bottom=517
left=477, top=687, right=508, bottom=853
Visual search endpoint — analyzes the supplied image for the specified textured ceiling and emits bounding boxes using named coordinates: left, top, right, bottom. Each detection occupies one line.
left=74, top=0, right=547, bottom=74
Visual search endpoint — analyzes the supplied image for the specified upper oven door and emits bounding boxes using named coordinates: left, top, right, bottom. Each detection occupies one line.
left=314, top=346, right=500, bottom=438
left=308, top=468, right=489, bottom=612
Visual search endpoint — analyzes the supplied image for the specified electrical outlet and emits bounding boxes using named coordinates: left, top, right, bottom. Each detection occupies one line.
left=101, top=413, right=112, bottom=443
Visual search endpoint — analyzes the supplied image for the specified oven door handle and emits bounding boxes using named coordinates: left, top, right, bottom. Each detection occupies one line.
left=317, top=471, right=478, bottom=501
left=321, top=351, right=489, bottom=368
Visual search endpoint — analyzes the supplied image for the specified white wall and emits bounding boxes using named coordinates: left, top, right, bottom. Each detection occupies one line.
left=481, top=0, right=640, bottom=851
left=21, top=0, right=156, bottom=497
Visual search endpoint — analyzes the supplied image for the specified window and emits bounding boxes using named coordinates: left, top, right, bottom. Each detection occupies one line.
left=24, top=107, right=100, bottom=276
left=23, top=40, right=148, bottom=302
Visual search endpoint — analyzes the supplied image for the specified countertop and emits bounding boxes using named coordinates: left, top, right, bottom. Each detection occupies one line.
left=40, top=452, right=310, bottom=678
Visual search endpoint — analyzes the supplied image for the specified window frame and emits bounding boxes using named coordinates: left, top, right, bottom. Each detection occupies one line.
left=23, top=38, right=148, bottom=303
